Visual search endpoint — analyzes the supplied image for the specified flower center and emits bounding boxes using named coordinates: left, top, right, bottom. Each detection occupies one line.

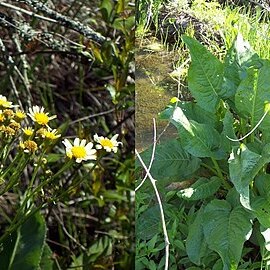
left=71, top=146, right=86, bottom=158
left=35, top=113, right=49, bottom=125
left=100, top=138, right=114, bottom=149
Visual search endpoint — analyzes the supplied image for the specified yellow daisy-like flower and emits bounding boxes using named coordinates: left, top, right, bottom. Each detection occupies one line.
left=15, top=110, right=26, bottom=121
left=42, top=129, right=61, bottom=140
left=93, top=134, right=122, bottom=153
left=62, top=138, right=97, bottom=163
left=23, top=127, right=34, bottom=136
left=28, top=106, right=56, bottom=126
left=0, top=95, right=13, bottom=108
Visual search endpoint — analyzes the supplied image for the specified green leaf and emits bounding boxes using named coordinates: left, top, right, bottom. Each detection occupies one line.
left=39, top=243, right=54, bottom=270
left=0, top=228, right=17, bottom=270
left=85, top=236, right=112, bottom=263
left=186, top=206, right=207, bottom=265
left=260, top=226, right=270, bottom=251
left=171, top=107, right=225, bottom=159
left=229, top=144, right=270, bottom=209
left=160, top=101, right=218, bottom=128
left=183, top=35, right=224, bottom=113
left=137, top=139, right=201, bottom=181
left=254, top=174, right=270, bottom=197
left=221, top=110, right=240, bottom=153
left=0, top=211, right=47, bottom=270
left=136, top=205, right=160, bottom=240
left=251, top=196, right=270, bottom=227
left=235, top=60, right=270, bottom=132
left=177, top=176, right=221, bottom=201
left=222, top=34, right=260, bottom=98
left=13, top=212, right=46, bottom=270
left=203, top=200, right=253, bottom=270
left=100, top=0, right=114, bottom=22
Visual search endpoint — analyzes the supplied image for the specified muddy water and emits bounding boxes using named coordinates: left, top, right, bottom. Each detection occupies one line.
left=135, top=39, right=180, bottom=152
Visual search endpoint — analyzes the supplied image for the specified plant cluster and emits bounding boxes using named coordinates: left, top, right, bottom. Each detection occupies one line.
left=136, top=34, right=270, bottom=269
left=0, top=94, right=125, bottom=269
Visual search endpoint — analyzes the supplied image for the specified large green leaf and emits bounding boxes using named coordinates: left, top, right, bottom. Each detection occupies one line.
left=254, top=174, right=270, bottom=197
left=177, top=176, right=221, bottom=201
left=160, top=101, right=218, bottom=128
left=171, top=107, right=225, bottom=159
left=235, top=60, right=270, bottom=132
left=183, top=35, right=224, bottom=113
left=229, top=144, right=270, bottom=209
left=186, top=206, right=207, bottom=265
left=136, top=205, right=161, bottom=240
left=251, top=196, right=270, bottom=228
left=0, top=211, right=46, bottom=270
left=138, top=139, right=201, bottom=180
left=222, top=34, right=260, bottom=99
left=203, top=200, right=253, bottom=270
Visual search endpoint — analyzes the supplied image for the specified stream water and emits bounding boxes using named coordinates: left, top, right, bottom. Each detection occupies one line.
left=135, top=38, right=180, bottom=152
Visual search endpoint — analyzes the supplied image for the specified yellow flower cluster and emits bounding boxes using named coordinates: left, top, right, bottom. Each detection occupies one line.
left=0, top=95, right=60, bottom=154
left=0, top=95, right=122, bottom=162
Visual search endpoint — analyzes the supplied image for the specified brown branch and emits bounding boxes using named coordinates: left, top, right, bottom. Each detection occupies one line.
left=15, top=0, right=106, bottom=44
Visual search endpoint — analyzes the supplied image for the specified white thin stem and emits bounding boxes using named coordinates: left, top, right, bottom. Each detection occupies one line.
left=135, top=148, right=170, bottom=270
left=227, top=109, right=269, bottom=142
left=135, top=118, right=157, bottom=192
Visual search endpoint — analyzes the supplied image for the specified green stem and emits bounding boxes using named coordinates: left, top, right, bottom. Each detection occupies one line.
left=211, top=158, right=231, bottom=190
left=54, top=154, right=104, bottom=201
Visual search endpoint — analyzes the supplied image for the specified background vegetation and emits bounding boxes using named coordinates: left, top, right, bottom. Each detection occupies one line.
left=0, top=0, right=134, bottom=269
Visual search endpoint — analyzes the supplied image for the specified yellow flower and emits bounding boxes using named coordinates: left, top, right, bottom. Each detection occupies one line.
left=23, top=127, right=34, bottom=136
left=93, top=134, right=122, bottom=153
left=3, top=126, right=15, bottom=137
left=170, top=97, right=180, bottom=103
left=3, top=109, right=14, bottom=118
left=0, top=95, right=13, bottom=108
left=28, top=106, right=56, bottom=126
left=9, top=121, right=20, bottom=131
left=62, top=138, right=97, bottom=163
left=42, top=129, right=61, bottom=140
left=20, top=140, right=38, bottom=153
left=15, top=110, right=26, bottom=121
left=0, top=111, right=5, bottom=122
